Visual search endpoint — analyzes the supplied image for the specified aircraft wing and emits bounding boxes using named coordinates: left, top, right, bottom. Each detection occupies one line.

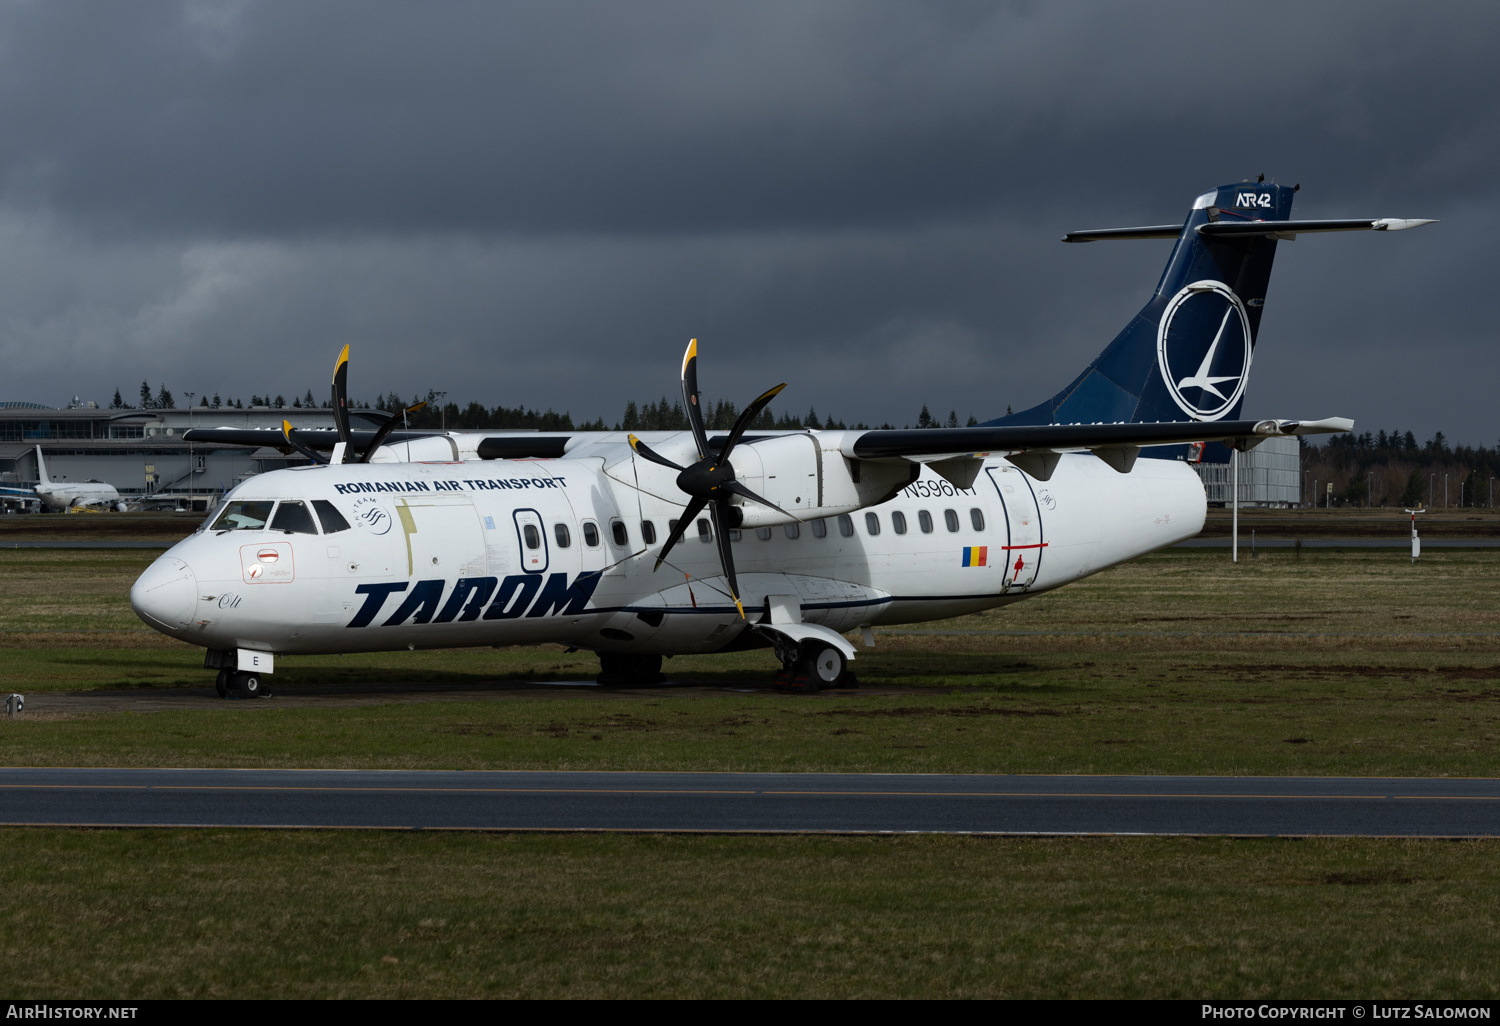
left=844, top=417, right=1351, bottom=459
left=181, top=427, right=437, bottom=449
left=840, top=417, right=1350, bottom=484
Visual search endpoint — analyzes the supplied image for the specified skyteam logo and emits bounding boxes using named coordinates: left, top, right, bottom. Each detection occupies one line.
left=350, top=495, right=393, bottom=535
left=1156, top=280, right=1253, bottom=420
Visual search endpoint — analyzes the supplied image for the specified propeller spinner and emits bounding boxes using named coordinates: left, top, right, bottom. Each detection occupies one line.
left=628, top=338, right=793, bottom=620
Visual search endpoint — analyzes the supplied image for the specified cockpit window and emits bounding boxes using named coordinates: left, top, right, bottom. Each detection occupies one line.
left=271, top=500, right=319, bottom=535
left=312, top=499, right=351, bottom=534
left=211, top=501, right=274, bottom=532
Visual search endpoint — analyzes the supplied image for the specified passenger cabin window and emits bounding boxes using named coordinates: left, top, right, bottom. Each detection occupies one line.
left=523, top=524, right=541, bottom=549
left=944, top=508, right=960, bottom=533
left=611, top=520, right=628, bottom=546
left=554, top=523, right=572, bottom=548
left=211, top=500, right=274, bottom=532
left=582, top=521, right=600, bottom=547
left=641, top=520, right=657, bottom=544
left=729, top=529, right=742, bottom=543
left=312, top=499, right=350, bottom=534
left=892, top=511, right=907, bottom=535
left=864, top=512, right=881, bottom=536
left=970, top=508, right=986, bottom=531
left=918, top=510, right=933, bottom=534
left=784, top=523, right=799, bottom=540
left=270, top=500, right=318, bottom=535
left=756, top=527, right=772, bottom=541
left=837, top=514, right=854, bottom=537
left=697, top=518, right=712, bottom=542
left=811, top=518, right=827, bottom=538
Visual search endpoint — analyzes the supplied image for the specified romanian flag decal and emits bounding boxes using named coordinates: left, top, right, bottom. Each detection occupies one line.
left=962, top=546, right=988, bottom=567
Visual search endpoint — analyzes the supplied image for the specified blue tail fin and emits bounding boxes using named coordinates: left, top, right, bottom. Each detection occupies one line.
left=988, top=180, right=1297, bottom=428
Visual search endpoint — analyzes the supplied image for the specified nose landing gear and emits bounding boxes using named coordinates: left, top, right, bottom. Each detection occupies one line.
left=214, top=668, right=272, bottom=699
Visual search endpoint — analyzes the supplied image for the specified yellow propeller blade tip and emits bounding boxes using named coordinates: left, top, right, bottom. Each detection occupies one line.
left=681, top=338, right=697, bottom=373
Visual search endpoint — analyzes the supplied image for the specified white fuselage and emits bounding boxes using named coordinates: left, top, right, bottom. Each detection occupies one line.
left=35, top=481, right=121, bottom=512
left=131, top=432, right=1205, bottom=660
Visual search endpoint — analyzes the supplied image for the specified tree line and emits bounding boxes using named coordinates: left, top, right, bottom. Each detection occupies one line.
left=1300, top=430, right=1500, bottom=508
left=109, top=380, right=980, bottom=436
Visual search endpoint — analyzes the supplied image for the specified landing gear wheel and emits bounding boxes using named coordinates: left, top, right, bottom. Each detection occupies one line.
left=596, top=653, right=665, bottom=687
left=233, top=672, right=266, bottom=699
left=810, top=646, right=847, bottom=688
left=215, top=668, right=230, bottom=698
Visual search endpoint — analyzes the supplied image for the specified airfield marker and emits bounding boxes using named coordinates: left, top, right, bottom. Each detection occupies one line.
left=1405, top=507, right=1424, bottom=563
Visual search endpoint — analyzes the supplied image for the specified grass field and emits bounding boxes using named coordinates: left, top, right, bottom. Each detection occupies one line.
left=3, top=546, right=1498, bottom=776
left=2, top=542, right=1499, bottom=997
left=2, top=830, right=1497, bottom=999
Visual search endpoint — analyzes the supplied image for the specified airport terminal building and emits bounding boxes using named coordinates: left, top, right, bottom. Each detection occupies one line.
left=0, top=403, right=387, bottom=512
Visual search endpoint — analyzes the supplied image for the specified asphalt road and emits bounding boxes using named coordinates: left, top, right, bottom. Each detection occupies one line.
left=3, top=769, right=1498, bottom=836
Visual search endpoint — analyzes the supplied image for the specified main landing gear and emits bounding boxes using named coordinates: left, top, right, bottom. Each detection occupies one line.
left=596, top=653, right=666, bottom=687
left=772, top=640, right=855, bottom=692
left=214, top=668, right=272, bottom=700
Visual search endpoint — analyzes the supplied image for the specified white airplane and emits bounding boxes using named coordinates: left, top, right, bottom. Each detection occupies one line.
left=138, top=180, right=1430, bottom=697
left=34, top=446, right=126, bottom=512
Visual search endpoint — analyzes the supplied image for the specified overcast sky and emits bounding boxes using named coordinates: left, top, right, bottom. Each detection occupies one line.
left=0, top=1, right=1494, bottom=442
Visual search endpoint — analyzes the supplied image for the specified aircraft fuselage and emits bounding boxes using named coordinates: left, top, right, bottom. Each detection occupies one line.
left=131, top=435, right=1205, bottom=661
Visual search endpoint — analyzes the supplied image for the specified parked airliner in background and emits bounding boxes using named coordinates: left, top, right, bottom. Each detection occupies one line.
left=34, top=446, right=125, bottom=512
left=135, top=179, right=1432, bottom=696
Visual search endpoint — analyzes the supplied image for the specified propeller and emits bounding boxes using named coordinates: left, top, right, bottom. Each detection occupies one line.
left=331, top=344, right=353, bottom=462
left=628, top=338, right=792, bottom=619
left=328, top=344, right=428, bottom=463
left=358, top=400, right=427, bottom=464
left=281, top=420, right=329, bottom=465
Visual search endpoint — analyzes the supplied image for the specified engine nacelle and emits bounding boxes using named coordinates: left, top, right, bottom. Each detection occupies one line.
left=368, top=435, right=461, bottom=463
left=727, top=431, right=918, bottom=528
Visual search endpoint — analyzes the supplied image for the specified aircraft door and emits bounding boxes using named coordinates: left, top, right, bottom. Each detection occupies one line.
left=394, top=495, right=488, bottom=579
left=512, top=509, right=548, bottom=574
left=986, top=464, right=1045, bottom=592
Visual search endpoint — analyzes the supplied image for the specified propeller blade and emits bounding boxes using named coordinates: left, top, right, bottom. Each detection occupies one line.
left=627, top=433, right=685, bottom=472
left=358, top=401, right=427, bottom=464
left=720, top=480, right=796, bottom=520
left=331, top=344, right=353, bottom=463
left=709, top=501, right=746, bottom=620
left=679, top=338, right=710, bottom=461
left=653, top=496, right=708, bottom=572
left=719, top=382, right=787, bottom=461
left=282, top=420, right=328, bottom=465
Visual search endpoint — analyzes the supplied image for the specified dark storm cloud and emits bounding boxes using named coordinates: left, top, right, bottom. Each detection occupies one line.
left=0, top=1, right=1495, bottom=440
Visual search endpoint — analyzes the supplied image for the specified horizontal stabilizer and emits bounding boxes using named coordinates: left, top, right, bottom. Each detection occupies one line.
left=1062, top=224, right=1182, bottom=243
left=1197, top=218, right=1436, bottom=239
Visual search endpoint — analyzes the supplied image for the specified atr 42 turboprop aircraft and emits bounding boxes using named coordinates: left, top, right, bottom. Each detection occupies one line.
left=33, top=446, right=126, bottom=512
left=135, top=179, right=1432, bottom=697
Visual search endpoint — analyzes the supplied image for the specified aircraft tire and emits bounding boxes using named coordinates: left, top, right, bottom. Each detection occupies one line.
left=235, top=672, right=264, bottom=699
left=809, top=646, right=847, bottom=689
left=214, top=669, right=230, bottom=699
left=597, top=653, right=664, bottom=687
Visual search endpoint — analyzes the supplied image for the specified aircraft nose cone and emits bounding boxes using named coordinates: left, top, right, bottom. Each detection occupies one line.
left=131, top=556, right=198, bottom=631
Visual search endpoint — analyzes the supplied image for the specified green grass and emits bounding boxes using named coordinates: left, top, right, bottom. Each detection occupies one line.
left=2, top=829, right=1496, bottom=999
left=5, top=545, right=1500, bottom=997
left=3, top=547, right=1500, bottom=776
